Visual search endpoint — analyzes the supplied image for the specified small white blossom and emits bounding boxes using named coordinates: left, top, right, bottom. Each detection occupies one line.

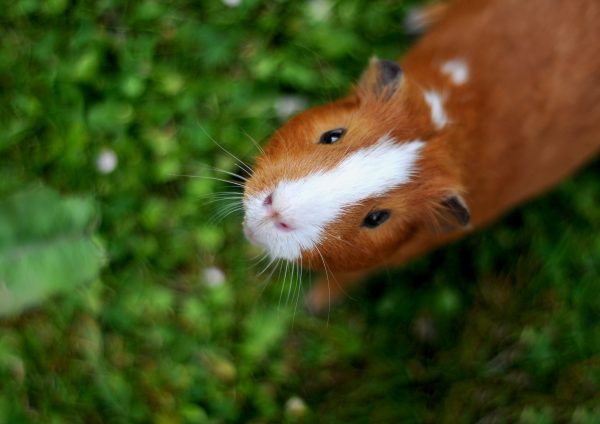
left=222, top=0, right=241, bottom=7
left=275, top=95, right=308, bottom=121
left=285, top=396, right=308, bottom=418
left=308, top=0, right=331, bottom=21
left=202, top=266, right=226, bottom=287
left=96, top=148, right=118, bottom=174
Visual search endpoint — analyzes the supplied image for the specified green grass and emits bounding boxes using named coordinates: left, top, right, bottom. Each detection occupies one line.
left=1, top=0, right=599, bottom=422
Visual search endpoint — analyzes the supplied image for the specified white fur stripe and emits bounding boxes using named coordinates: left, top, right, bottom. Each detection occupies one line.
left=424, top=90, right=448, bottom=129
left=244, top=136, right=425, bottom=260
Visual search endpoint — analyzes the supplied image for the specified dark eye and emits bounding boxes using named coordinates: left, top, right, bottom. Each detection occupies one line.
left=362, top=210, right=391, bottom=228
left=319, top=128, right=346, bottom=144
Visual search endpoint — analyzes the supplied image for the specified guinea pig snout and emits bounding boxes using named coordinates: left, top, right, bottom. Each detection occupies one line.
left=262, top=192, right=293, bottom=231
left=243, top=185, right=320, bottom=261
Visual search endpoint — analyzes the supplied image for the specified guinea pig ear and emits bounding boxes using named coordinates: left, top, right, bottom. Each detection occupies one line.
left=357, top=57, right=404, bottom=100
left=437, top=193, right=471, bottom=231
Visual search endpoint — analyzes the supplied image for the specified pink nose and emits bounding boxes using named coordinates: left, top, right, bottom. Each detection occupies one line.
left=263, top=192, right=292, bottom=231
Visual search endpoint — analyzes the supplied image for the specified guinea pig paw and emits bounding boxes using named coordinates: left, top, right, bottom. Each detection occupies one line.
left=304, top=270, right=371, bottom=314
left=303, top=272, right=362, bottom=315
left=304, top=282, right=341, bottom=315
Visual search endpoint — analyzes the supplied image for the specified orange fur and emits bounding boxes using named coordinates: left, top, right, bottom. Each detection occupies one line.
left=244, top=0, right=600, bottom=306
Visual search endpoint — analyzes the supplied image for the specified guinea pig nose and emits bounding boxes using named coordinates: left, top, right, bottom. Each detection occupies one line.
left=263, top=193, right=273, bottom=207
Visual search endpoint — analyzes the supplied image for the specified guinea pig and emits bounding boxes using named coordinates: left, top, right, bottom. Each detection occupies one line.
left=243, top=0, right=600, bottom=310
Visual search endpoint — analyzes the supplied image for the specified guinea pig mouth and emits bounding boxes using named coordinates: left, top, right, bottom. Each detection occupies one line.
left=242, top=215, right=306, bottom=261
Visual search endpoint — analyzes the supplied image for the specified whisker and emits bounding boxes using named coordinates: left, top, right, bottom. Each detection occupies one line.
left=173, top=174, right=247, bottom=189
left=188, top=162, right=250, bottom=184
left=210, top=204, right=245, bottom=224
left=211, top=200, right=242, bottom=212
left=266, top=258, right=282, bottom=283
left=203, top=197, right=244, bottom=206
left=286, top=260, right=297, bottom=306
left=320, top=228, right=354, bottom=249
left=314, top=244, right=332, bottom=325
left=204, top=193, right=244, bottom=200
left=207, top=165, right=249, bottom=183
left=292, top=255, right=304, bottom=325
left=241, top=128, right=265, bottom=155
left=257, top=255, right=278, bottom=278
left=213, top=200, right=244, bottom=210
left=279, top=260, right=290, bottom=310
left=199, top=191, right=244, bottom=199
left=214, top=204, right=245, bottom=217
left=251, top=251, right=271, bottom=268
left=259, top=258, right=282, bottom=299
left=196, top=124, right=254, bottom=175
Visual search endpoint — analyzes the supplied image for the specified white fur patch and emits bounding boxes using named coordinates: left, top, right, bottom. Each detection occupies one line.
left=423, top=90, right=448, bottom=130
left=441, top=59, right=469, bottom=85
left=244, top=136, right=425, bottom=260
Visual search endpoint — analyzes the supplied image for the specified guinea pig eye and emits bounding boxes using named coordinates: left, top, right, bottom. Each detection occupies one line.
left=319, top=128, right=346, bottom=144
left=362, top=210, right=391, bottom=229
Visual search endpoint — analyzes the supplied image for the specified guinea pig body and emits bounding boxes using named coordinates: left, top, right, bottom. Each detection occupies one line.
left=243, top=0, right=600, bottom=308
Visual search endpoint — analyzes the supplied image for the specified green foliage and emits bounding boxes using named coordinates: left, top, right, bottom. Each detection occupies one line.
left=0, top=187, right=105, bottom=317
left=0, top=0, right=599, bottom=423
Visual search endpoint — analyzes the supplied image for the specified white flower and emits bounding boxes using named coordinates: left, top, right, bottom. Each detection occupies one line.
left=308, top=0, right=331, bottom=21
left=275, top=95, right=308, bottom=120
left=222, top=0, right=241, bottom=7
left=96, top=148, right=118, bottom=174
left=202, top=266, right=226, bottom=287
left=285, top=396, right=308, bottom=418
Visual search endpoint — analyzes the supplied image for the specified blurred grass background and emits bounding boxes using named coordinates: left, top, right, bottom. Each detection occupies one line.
left=1, top=0, right=599, bottom=422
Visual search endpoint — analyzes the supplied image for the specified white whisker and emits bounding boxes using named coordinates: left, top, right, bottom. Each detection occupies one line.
left=174, top=174, right=246, bottom=189
left=314, top=244, right=332, bottom=325
left=292, top=255, right=304, bottom=325
left=210, top=204, right=245, bottom=224
left=241, top=128, right=265, bottom=155
left=267, top=258, right=282, bottom=283
left=257, top=255, right=277, bottom=278
left=278, top=260, right=289, bottom=309
left=286, top=261, right=296, bottom=306
left=204, top=197, right=244, bottom=206
left=208, top=165, right=249, bottom=182
left=196, top=124, right=254, bottom=175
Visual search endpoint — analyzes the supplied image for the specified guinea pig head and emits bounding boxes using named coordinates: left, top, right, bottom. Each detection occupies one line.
left=243, top=59, right=469, bottom=271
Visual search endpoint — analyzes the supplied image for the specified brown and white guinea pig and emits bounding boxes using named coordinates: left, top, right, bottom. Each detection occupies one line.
left=243, top=0, right=600, bottom=309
